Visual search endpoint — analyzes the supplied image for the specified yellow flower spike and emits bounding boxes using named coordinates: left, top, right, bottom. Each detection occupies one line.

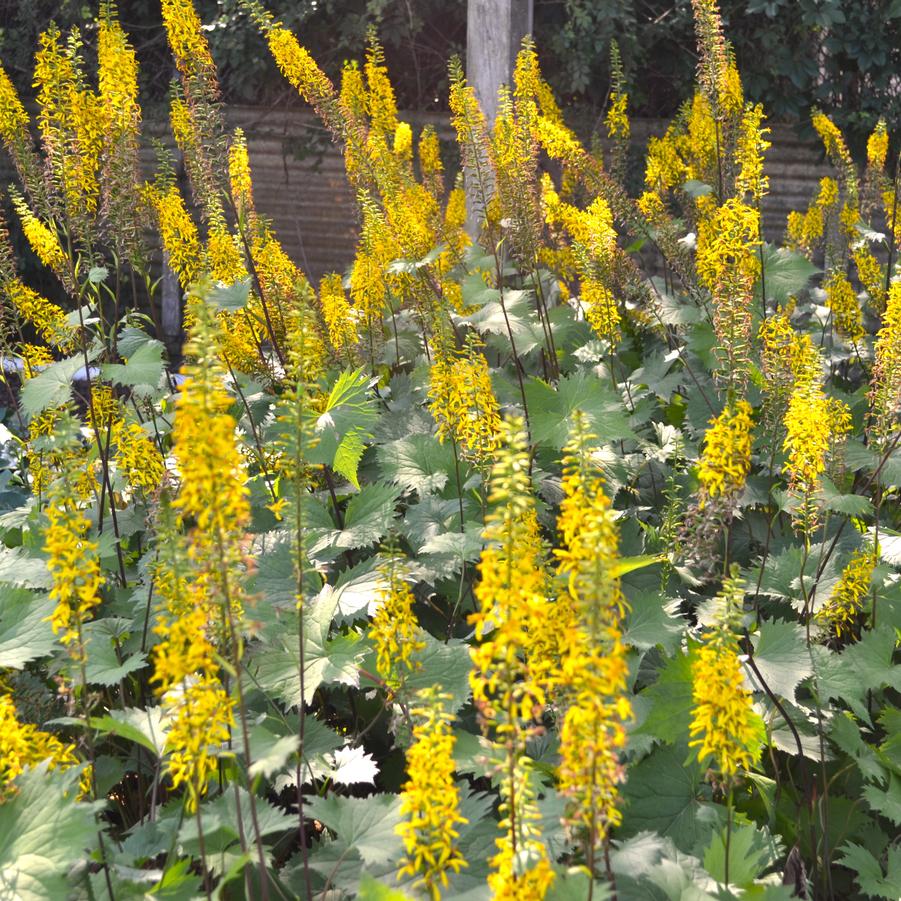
left=867, top=119, right=889, bottom=172
left=11, top=194, right=69, bottom=285
left=228, top=129, right=254, bottom=218
left=4, top=279, right=74, bottom=350
left=393, top=121, right=413, bottom=161
left=428, top=339, right=502, bottom=463
left=824, top=270, right=864, bottom=343
left=697, top=400, right=754, bottom=505
left=605, top=91, right=630, bottom=141
left=0, top=64, right=29, bottom=149
left=0, top=694, right=79, bottom=797
left=553, top=415, right=631, bottom=845
left=396, top=691, right=468, bottom=897
left=689, top=571, right=762, bottom=781
left=364, top=36, right=398, bottom=138
left=319, top=272, right=358, bottom=356
left=735, top=103, right=771, bottom=202
left=816, top=544, right=877, bottom=640
left=370, top=556, right=426, bottom=693
left=869, top=281, right=901, bottom=448
left=146, top=184, right=205, bottom=288
left=114, top=422, right=165, bottom=495
left=161, top=0, right=216, bottom=82
left=853, top=247, right=886, bottom=313
left=581, top=277, right=621, bottom=344
left=44, top=476, right=104, bottom=656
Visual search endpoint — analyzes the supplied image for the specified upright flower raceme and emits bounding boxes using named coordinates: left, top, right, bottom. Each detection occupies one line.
left=469, top=418, right=555, bottom=900
left=815, top=544, right=876, bottom=640
left=397, top=691, right=467, bottom=898
left=697, top=400, right=754, bottom=506
left=554, top=415, right=631, bottom=849
left=429, top=338, right=502, bottom=464
left=690, top=571, right=762, bottom=781
left=44, top=469, right=104, bottom=658
left=869, top=280, right=901, bottom=449
left=370, top=556, right=425, bottom=694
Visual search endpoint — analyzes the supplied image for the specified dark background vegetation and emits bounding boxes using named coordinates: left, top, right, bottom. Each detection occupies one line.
left=1, top=0, right=900, bottom=147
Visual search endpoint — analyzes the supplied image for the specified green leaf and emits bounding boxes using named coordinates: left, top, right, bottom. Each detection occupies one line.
left=760, top=244, right=820, bottom=304
left=102, top=341, right=165, bottom=390
left=635, top=650, right=694, bottom=744
left=89, top=706, right=167, bottom=756
left=87, top=265, right=108, bottom=284
left=376, top=433, right=456, bottom=496
left=703, top=820, right=781, bottom=887
left=622, top=591, right=683, bottom=654
left=0, top=546, right=51, bottom=590
left=305, top=793, right=403, bottom=866
left=81, top=620, right=147, bottom=686
left=20, top=355, right=85, bottom=419
left=311, top=368, right=379, bottom=487
left=748, top=619, right=813, bottom=703
left=0, top=587, right=56, bottom=668
left=208, top=276, right=252, bottom=310
left=816, top=626, right=901, bottom=724
left=620, top=744, right=719, bottom=853
left=837, top=842, right=901, bottom=899
left=337, top=484, right=400, bottom=549
left=820, top=477, right=874, bottom=518
left=0, top=764, right=97, bottom=900
left=357, top=875, right=415, bottom=900
left=404, top=636, right=473, bottom=713
left=525, top=371, right=634, bottom=449
left=248, top=733, right=299, bottom=780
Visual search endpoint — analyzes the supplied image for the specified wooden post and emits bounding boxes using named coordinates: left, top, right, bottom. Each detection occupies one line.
left=465, top=0, right=533, bottom=234
left=466, top=0, right=533, bottom=124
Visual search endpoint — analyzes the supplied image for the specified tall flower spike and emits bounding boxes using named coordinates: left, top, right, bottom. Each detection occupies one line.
left=824, top=270, right=864, bottom=343
left=44, top=464, right=104, bottom=658
left=697, top=400, right=754, bottom=506
left=319, top=273, right=358, bottom=359
left=815, top=544, right=876, bottom=641
left=689, top=569, right=762, bottom=781
left=370, top=555, right=425, bottom=694
left=554, top=413, right=631, bottom=847
left=469, top=418, right=555, bottom=900
left=396, top=690, right=467, bottom=898
left=428, top=337, right=502, bottom=464
left=869, top=280, right=901, bottom=449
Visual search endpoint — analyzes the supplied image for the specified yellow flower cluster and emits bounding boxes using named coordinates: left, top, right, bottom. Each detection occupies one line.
left=319, top=273, right=357, bottom=356
left=0, top=694, right=78, bottom=795
left=44, top=482, right=104, bottom=653
left=469, top=419, right=555, bottom=897
left=13, top=195, right=68, bottom=282
left=397, top=692, right=467, bottom=898
left=428, top=340, right=502, bottom=463
left=690, top=572, right=760, bottom=779
left=867, top=120, right=889, bottom=171
left=370, top=558, right=425, bottom=692
left=4, top=279, right=73, bottom=349
left=554, top=418, right=631, bottom=842
left=114, top=422, right=165, bottom=495
left=161, top=0, right=216, bottom=81
left=816, top=545, right=876, bottom=640
left=146, top=184, right=204, bottom=287
left=605, top=91, right=630, bottom=140
left=812, top=111, right=854, bottom=171
left=695, top=198, right=759, bottom=387
left=854, top=247, right=886, bottom=312
left=824, top=270, right=864, bottom=342
left=268, top=27, right=339, bottom=131
left=870, top=281, right=901, bottom=447
left=228, top=129, right=254, bottom=218
left=697, top=400, right=754, bottom=504
left=735, top=103, right=770, bottom=201
left=0, top=64, right=29, bottom=147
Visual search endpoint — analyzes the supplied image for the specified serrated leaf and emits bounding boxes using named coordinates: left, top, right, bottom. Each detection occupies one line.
left=838, top=842, right=901, bottom=899
left=0, top=764, right=97, bottom=900
left=525, top=371, right=634, bottom=449
left=20, top=355, right=85, bottom=419
left=622, top=591, right=683, bottom=654
left=336, top=484, right=400, bottom=549
left=620, top=744, right=719, bottom=853
left=0, top=546, right=51, bottom=589
left=760, top=244, right=820, bottom=304
left=248, top=733, right=299, bottom=779
left=376, top=433, right=455, bottom=496
left=305, top=793, right=402, bottom=866
left=90, top=706, right=167, bottom=756
left=81, top=620, right=147, bottom=686
left=327, top=745, right=379, bottom=786
left=820, top=477, right=873, bottom=518
left=404, top=636, right=473, bottom=713
left=703, top=820, right=781, bottom=887
left=102, top=341, right=165, bottom=390
left=748, top=619, right=813, bottom=703
left=635, top=650, right=694, bottom=744
left=208, top=276, right=252, bottom=310
left=0, top=587, right=56, bottom=667
left=332, top=427, right=366, bottom=488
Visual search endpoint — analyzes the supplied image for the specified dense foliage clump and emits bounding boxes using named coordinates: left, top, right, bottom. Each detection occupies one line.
left=0, top=1, right=899, bottom=899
